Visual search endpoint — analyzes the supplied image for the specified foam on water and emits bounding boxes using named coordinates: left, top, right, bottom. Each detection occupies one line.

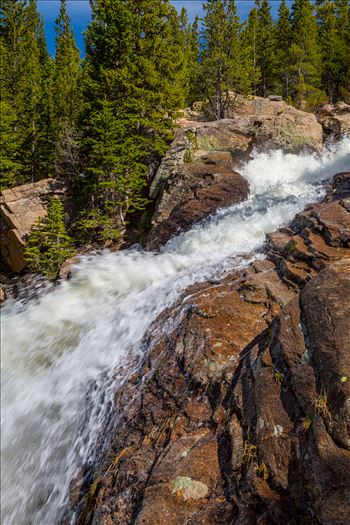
left=1, top=137, right=349, bottom=524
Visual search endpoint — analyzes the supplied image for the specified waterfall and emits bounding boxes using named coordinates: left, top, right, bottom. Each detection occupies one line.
left=1, top=137, right=349, bottom=524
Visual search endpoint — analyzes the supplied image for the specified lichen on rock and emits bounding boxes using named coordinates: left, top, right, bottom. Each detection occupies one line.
left=172, top=476, right=209, bottom=500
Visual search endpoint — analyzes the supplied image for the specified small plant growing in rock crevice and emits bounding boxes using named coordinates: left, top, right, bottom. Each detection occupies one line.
left=301, top=417, right=312, bottom=432
left=313, top=389, right=330, bottom=419
left=242, top=441, right=257, bottom=465
left=184, top=147, right=194, bottom=163
left=83, top=477, right=102, bottom=501
left=256, top=462, right=269, bottom=481
left=183, top=131, right=198, bottom=163
left=273, top=367, right=284, bottom=384
left=284, top=239, right=298, bottom=257
left=185, top=131, right=198, bottom=149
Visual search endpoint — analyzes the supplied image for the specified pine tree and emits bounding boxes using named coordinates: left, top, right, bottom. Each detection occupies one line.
left=200, top=0, right=229, bottom=118
left=0, top=100, right=23, bottom=188
left=166, top=6, right=191, bottom=110
left=0, top=0, right=52, bottom=185
left=316, top=1, right=343, bottom=102
left=200, top=0, right=255, bottom=119
left=275, top=0, right=292, bottom=99
left=255, top=0, right=276, bottom=97
left=289, top=0, right=325, bottom=108
left=52, top=0, right=81, bottom=179
left=54, top=0, right=81, bottom=125
left=177, top=7, right=201, bottom=107
left=334, top=0, right=350, bottom=101
left=187, top=15, right=201, bottom=105
left=25, top=196, right=75, bottom=279
left=20, top=0, right=46, bottom=181
left=0, top=0, right=27, bottom=186
left=79, top=0, right=186, bottom=243
left=241, top=7, right=261, bottom=95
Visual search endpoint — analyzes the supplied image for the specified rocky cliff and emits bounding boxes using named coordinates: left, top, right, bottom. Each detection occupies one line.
left=68, top=172, right=350, bottom=525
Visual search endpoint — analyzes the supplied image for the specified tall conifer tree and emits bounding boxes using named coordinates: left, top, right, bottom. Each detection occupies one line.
left=187, top=15, right=201, bottom=104
left=79, top=0, right=187, bottom=243
left=0, top=0, right=51, bottom=185
left=316, top=1, right=343, bottom=102
left=1, top=0, right=29, bottom=186
left=255, top=0, right=276, bottom=96
left=289, top=0, right=324, bottom=107
left=241, top=7, right=261, bottom=95
left=334, top=0, right=350, bottom=101
left=200, top=0, right=256, bottom=119
left=21, top=0, right=45, bottom=181
left=53, top=0, right=81, bottom=178
left=275, top=0, right=292, bottom=98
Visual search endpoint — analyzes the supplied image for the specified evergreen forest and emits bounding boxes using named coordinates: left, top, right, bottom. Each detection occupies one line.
left=1, top=0, right=349, bottom=250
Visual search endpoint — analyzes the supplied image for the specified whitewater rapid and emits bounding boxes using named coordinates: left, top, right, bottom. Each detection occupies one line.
left=1, top=138, right=349, bottom=524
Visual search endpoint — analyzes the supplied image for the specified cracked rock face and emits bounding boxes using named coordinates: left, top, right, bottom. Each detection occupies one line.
left=68, top=173, right=350, bottom=525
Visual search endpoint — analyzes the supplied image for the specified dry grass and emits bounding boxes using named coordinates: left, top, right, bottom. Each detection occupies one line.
left=106, top=446, right=133, bottom=474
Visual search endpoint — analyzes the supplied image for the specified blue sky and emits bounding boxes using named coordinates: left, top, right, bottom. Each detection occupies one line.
left=38, top=1, right=292, bottom=57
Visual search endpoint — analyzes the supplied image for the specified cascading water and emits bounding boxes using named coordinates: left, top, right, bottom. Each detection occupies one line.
left=1, top=138, right=349, bottom=524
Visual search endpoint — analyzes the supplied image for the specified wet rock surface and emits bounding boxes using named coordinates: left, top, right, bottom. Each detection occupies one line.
left=68, top=173, right=350, bottom=525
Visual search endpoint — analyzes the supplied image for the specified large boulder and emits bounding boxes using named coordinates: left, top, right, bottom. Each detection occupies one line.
left=68, top=173, right=350, bottom=525
left=0, top=179, right=66, bottom=273
left=147, top=149, right=249, bottom=249
left=317, top=101, right=350, bottom=138
left=178, top=95, right=323, bottom=153
left=226, top=94, right=323, bottom=151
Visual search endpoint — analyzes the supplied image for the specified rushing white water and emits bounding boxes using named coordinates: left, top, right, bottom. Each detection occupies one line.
left=1, top=138, right=349, bottom=524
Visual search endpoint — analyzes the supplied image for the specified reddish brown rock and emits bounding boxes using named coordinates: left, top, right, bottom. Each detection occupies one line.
left=147, top=152, right=249, bottom=249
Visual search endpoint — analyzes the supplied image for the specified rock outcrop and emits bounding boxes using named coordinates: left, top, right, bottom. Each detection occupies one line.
left=317, top=101, right=350, bottom=138
left=69, top=173, right=350, bottom=525
left=147, top=149, right=249, bottom=249
left=147, top=96, right=323, bottom=249
left=179, top=95, right=323, bottom=152
left=0, top=179, right=66, bottom=273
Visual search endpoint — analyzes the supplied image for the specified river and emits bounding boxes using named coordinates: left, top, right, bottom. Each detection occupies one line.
left=1, top=138, right=349, bottom=524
